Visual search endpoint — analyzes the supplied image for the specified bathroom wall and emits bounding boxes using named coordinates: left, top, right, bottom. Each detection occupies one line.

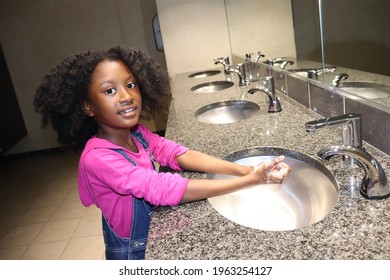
left=156, top=0, right=297, bottom=79
left=155, top=0, right=231, bottom=79
left=321, top=0, right=390, bottom=76
left=0, top=0, right=165, bottom=154
left=226, top=0, right=296, bottom=60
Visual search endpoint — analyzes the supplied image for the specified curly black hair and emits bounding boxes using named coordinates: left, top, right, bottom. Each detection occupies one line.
left=34, top=45, right=172, bottom=151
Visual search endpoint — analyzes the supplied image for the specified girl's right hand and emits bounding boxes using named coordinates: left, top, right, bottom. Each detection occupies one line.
left=252, top=156, right=291, bottom=184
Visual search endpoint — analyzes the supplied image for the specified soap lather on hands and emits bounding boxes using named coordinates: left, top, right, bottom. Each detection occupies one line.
left=252, top=155, right=291, bottom=184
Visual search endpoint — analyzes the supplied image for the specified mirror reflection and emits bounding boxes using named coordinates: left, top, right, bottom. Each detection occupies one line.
left=321, top=0, right=390, bottom=77
left=225, top=0, right=390, bottom=107
left=320, top=0, right=390, bottom=107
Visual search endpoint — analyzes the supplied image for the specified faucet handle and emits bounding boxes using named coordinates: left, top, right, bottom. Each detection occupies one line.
left=246, top=51, right=265, bottom=62
left=213, top=57, right=230, bottom=66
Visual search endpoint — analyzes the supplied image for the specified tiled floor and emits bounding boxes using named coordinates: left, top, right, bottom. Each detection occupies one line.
left=0, top=149, right=105, bottom=260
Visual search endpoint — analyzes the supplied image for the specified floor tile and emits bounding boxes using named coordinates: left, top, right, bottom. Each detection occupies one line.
left=0, top=223, right=46, bottom=248
left=73, top=215, right=102, bottom=238
left=33, top=218, right=80, bottom=243
left=44, top=177, right=77, bottom=192
left=21, top=240, right=68, bottom=260
left=50, top=201, right=87, bottom=221
left=0, top=150, right=106, bottom=260
left=60, top=235, right=105, bottom=260
left=0, top=245, right=28, bottom=260
left=0, top=207, right=28, bottom=228
left=32, top=189, right=69, bottom=207
left=15, top=204, right=59, bottom=226
left=84, top=205, right=101, bottom=217
left=62, top=186, right=81, bottom=203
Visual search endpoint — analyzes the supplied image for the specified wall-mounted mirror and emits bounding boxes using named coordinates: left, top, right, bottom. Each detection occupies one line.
left=225, top=0, right=390, bottom=108
left=319, top=0, right=390, bottom=108
left=321, top=0, right=389, bottom=77
left=225, top=0, right=328, bottom=84
left=224, top=0, right=298, bottom=61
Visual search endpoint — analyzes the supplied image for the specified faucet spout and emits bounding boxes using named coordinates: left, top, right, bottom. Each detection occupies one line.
left=265, top=57, right=286, bottom=66
left=247, top=76, right=282, bottom=113
left=280, top=60, right=294, bottom=70
left=245, top=51, right=264, bottom=63
left=332, top=73, right=349, bottom=87
left=318, top=145, right=390, bottom=199
left=305, top=113, right=362, bottom=149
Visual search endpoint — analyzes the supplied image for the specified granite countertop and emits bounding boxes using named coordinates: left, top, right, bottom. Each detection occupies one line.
left=145, top=70, right=390, bottom=260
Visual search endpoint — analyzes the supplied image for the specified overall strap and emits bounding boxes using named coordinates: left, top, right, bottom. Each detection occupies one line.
left=131, top=130, right=149, bottom=150
left=104, top=133, right=154, bottom=260
left=131, top=130, right=157, bottom=171
left=109, top=148, right=137, bottom=166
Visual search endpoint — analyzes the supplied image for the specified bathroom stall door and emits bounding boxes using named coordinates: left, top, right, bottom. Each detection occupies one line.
left=0, top=44, right=27, bottom=154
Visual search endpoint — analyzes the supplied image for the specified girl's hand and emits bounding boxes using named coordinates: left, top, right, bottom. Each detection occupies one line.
left=252, top=156, right=291, bottom=184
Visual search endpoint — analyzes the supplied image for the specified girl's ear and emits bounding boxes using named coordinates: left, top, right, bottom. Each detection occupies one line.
left=83, top=102, right=94, bottom=117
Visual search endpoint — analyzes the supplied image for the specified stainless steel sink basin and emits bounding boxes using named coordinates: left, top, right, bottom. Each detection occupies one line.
left=188, top=70, right=221, bottom=78
left=194, top=100, right=260, bottom=124
left=207, top=147, right=339, bottom=231
left=338, top=82, right=390, bottom=99
left=191, top=81, right=234, bottom=93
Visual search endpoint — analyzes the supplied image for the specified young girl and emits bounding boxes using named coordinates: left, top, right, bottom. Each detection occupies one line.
left=34, top=45, right=291, bottom=260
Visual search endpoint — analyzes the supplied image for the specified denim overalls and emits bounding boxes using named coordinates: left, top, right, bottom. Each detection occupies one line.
left=102, top=131, right=156, bottom=260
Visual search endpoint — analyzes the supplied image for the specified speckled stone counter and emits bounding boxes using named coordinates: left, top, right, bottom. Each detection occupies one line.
left=145, top=70, right=390, bottom=260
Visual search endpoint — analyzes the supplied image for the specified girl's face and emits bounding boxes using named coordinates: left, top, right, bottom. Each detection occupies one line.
left=84, top=60, right=142, bottom=133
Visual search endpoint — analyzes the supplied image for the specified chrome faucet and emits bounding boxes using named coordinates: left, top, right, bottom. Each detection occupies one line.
left=213, top=57, right=248, bottom=85
left=226, top=63, right=248, bottom=86
left=318, top=145, right=390, bottom=199
left=332, top=73, right=349, bottom=87
left=280, top=60, right=294, bottom=70
left=247, top=76, right=282, bottom=113
left=265, top=57, right=287, bottom=66
left=245, top=52, right=265, bottom=82
left=307, top=66, right=337, bottom=79
left=305, top=113, right=362, bottom=166
left=246, top=51, right=265, bottom=63
left=213, top=57, right=231, bottom=81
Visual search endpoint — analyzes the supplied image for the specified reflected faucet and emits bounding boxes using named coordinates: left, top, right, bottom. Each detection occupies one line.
left=318, top=145, right=390, bottom=199
left=307, top=66, right=337, bottom=79
left=280, top=60, right=294, bottom=70
left=245, top=52, right=265, bottom=82
left=247, top=76, right=282, bottom=113
left=246, top=51, right=265, bottom=63
left=265, top=57, right=287, bottom=66
left=226, top=63, right=249, bottom=86
left=214, top=57, right=248, bottom=86
left=214, top=57, right=231, bottom=81
left=332, top=73, right=349, bottom=87
left=305, top=113, right=362, bottom=166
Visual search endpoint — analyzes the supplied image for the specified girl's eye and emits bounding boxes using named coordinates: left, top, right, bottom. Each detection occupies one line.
left=127, top=82, right=136, bottom=89
left=105, top=88, right=117, bottom=95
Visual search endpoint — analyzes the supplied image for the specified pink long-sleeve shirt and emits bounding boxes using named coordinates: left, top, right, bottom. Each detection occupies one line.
left=78, top=124, right=190, bottom=238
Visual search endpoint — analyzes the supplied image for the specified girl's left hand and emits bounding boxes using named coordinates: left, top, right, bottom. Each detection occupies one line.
left=252, top=156, right=292, bottom=184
